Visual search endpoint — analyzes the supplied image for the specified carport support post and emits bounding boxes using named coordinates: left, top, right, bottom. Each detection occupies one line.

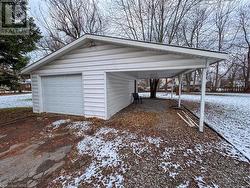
left=178, top=74, right=182, bottom=108
left=199, top=64, right=208, bottom=132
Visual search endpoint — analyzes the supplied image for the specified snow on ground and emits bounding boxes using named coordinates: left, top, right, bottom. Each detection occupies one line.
left=63, top=128, right=159, bottom=187
left=0, top=93, right=32, bottom=109
left=55, top=126, right=167, bottom=188
left=51, top=119, right=92, bottom=137
left=139, top=92, right=250, bottom=160
left=54, top=123, right=248, bottom=187
left=177, top=181, right=190, bottom=188
left=52, top=119, right=71, bottom=129
left=67, top=121, right=92, bottom=137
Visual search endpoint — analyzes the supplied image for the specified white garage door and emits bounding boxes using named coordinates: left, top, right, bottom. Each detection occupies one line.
left=42, top=74, right=83, bottom=115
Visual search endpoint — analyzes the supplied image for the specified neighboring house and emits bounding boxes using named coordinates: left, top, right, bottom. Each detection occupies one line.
left=19, top=79, right=32, bottom=91
left=21, top=34, right=227, bottom=120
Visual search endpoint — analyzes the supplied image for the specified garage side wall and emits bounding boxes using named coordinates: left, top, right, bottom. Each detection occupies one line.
left=31, top=74, right=40, bottom=112
left=106, top=72, right=135, bottom=119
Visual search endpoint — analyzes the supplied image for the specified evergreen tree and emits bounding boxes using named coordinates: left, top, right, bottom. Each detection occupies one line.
left=0, top=17, right=42, bottom=91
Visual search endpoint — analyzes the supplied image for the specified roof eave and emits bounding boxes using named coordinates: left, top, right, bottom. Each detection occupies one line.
left=21, top=35, right=91, bottom=74
left=21, top=34, right=229, bottom=74
left=89, top=35, right=229, bottom=60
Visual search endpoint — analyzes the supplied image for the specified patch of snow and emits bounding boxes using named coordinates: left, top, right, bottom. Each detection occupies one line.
left=177, top=181, right=190, bottom=188
left=159, top=161, right=181, bottom=178
left=140, top=92, right=250, bottom=161
left=193, top=142, right=248, bottom=163
left=194, top=176, right=219, bottom=188
left=67, top=121, right=92, bottom=137
left=130, top=142, right=148, bottom=156
left=215, top=141, right=249, bottom=162
left=195, top=176, right=207, bottom=188
left=52, top=119, right=71, bottom=129
left=212, top=183, right=219, bottom=188
left=64, top=128, right=126, bottom=187
left=162, top=147, right=175, bottom=160
left=194, top=144, right=207, bottom=155
left=77, top=128, right=123, bottom=167
left=146, top=136, right=162, bottom=147
left=57, top=127, right=165, bottom=187
left=0, top=94, right=32, bottom=109
left=159, top=147, right=182, bottom=178
left=96, top=127, right=119, bottom=135
left=183, top=148, right=193, bottom=157
left=101, top=173, right=124, bottom=188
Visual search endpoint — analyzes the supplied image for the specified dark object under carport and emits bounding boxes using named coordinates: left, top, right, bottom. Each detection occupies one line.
left=132, top=93, right=142, bottom=104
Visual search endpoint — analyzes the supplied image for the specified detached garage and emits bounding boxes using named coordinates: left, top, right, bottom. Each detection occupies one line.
left=22, top=34, right=228, bottom=131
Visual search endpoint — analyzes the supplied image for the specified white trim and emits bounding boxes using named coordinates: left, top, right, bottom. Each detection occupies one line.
left=104, top=71, right=108, bottom=120
left=81, top=72, right=85, bottom=115
left=199, top=61, right=208, bottom=132
left=103, top=63, right=207, bottom=73
left=37, top=75, right=43, bottom=113
left=21, top=34, right=229, bottom=74
left=36, top=71, right=84, bottom=76
left=90, top=35, right=229, bottom=59
left=178, top=74, right=182, bottom=108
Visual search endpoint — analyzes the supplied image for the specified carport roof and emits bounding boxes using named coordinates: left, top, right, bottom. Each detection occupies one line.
left=21, top=34, right=228, bottom=74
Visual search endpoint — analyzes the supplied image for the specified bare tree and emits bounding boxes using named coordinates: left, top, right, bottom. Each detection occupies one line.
left=236, top=3, right=250, bottom=91
left=38, top=0, right=106, bottom=53
left=111, top=0, right=200, bottom=97
left=212, top=0, right=236, bottom=91
left=180, top=4, right=212, bottom=92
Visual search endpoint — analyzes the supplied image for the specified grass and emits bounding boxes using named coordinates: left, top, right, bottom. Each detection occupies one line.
left=0, top=107, right=32, bottom=112
left=22, top=98, right=32, bottom=101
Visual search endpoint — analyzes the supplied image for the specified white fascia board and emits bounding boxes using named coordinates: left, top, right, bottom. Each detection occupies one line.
left=90, top=35, right=229, bottom=60
left=21, top=35, right=90, bottom=74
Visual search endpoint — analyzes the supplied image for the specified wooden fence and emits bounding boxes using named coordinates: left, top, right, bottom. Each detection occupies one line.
left=214, top=86, right=245, bottom=93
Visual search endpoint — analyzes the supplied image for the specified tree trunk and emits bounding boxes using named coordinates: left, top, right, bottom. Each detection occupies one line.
left=246, top=50, right=250, bottom=92
left=150, top=78, right=159, bottom=98
left=214, top=63, right=219, bottom=91
left=165, top=78, right=168, bottom=92
left=192, top=71, right=197, bottom=91
left=186, top=73, right=191, bottom=93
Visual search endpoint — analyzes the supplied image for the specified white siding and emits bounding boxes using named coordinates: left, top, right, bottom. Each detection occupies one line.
left=31, top=75, right=40, bottom=112
left=106, top=72, right=135, bottom=119
left=34, top=43, right=205, bottom=75
left=83, top=71, right=106, bottom=119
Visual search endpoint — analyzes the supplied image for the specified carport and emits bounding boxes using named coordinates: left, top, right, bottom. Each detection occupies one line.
left=21, top=34, right=228, bottom=132
left=107, top=66, right=210, bottom=132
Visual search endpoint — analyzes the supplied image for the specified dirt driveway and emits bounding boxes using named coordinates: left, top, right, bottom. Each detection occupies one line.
left=0, top=100, right=249, bottom=188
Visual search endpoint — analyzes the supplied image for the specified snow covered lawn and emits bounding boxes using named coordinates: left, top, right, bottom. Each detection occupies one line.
left=140, top=92, right=250, bottom=160
left=0, top=93, right=32, bottom=109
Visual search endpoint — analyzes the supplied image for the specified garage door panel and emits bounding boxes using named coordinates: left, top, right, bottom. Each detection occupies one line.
left=42, top=74, right=83, bottom=115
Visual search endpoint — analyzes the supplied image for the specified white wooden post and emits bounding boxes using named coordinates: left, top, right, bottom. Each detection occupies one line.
left=171, top=79, right=174, bottom=99
left=199, top=65, right=208, bottom=132
left=178, top=74, right=182, bottom=108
